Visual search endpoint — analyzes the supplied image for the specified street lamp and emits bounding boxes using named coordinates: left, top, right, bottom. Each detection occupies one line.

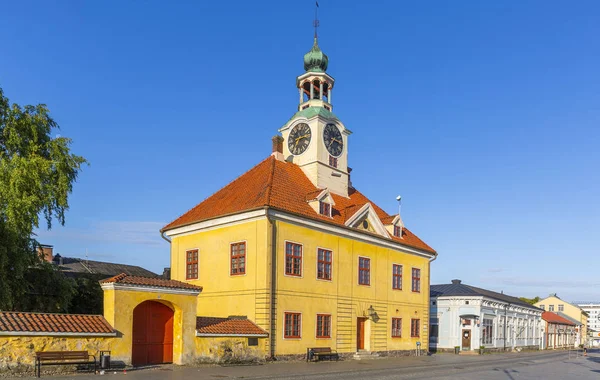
left=368, top=305, right=376, bottom=318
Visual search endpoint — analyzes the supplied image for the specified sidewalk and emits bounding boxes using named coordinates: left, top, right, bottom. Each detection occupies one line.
left=46, top=349, right=581, bottom=380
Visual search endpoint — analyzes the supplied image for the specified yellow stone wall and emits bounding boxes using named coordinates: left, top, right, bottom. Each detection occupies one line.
left=170, top=218, right=270, bottom=323
left=274, top=220, right=431, bottom=355
left=0, top=336, right=113, bottom=371
left=102, top=287, right=199, bottom=365
left=170, top=216, right=431, bottom=356
left=194, top=337, right=267, bottom=363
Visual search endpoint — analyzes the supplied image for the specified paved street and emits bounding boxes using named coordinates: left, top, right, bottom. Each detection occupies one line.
left=45, top=349, right=600, bottom=380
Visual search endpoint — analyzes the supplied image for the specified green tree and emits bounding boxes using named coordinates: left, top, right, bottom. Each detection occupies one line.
left=0, top=86, right=87, bottom=311
left=519, top=296, right=541, bottom=305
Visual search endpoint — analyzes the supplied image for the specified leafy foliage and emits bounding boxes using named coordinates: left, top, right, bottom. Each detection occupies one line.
left=519, top=296, right=541, bottom=305
left=0, top=86, right=88, bottom=311
left=68, top=275, right=104, bottom=314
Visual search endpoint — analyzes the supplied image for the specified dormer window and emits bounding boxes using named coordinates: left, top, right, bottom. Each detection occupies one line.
left=319, top=201, right=331, bottom=217
left=394, top=225, right=402, bottom=237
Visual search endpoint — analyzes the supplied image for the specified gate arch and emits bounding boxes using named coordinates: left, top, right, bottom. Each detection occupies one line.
left=132, top=300, right=174, bottom=366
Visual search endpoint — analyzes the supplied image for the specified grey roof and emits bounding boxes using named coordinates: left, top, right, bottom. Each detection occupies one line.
left=58, top=257, right=158, bottom=278
left=556, top=312, right=582, bottom=326
left=431, top=281, right=541, bottom=310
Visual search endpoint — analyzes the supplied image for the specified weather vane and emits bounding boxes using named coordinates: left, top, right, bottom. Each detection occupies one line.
left=314, top=1, right=320, bottom=39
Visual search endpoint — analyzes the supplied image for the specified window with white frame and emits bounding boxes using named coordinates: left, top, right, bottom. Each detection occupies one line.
left=558, top=304, right=564, bottom=312
left=482, top=319, right=493, bottom=344
left=319, top=201, right=331, bottom=217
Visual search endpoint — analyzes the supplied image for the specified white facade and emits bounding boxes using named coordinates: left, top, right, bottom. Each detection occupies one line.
left=577, top=302, right=600, bottom=347
left=430, top=294, right=544, bottom=352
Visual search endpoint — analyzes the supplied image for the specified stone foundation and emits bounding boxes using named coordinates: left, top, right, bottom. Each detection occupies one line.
left=376, top=349, right=427, bottom=357
left=0, top=336, right=114, bottom=374
left=430, top=346, right=540, bottom=354
left=194, top=337, right=267, bottom=364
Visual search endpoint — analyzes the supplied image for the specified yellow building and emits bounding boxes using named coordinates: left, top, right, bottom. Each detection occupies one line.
left=534, top=295, right=588, bottom=347
left=161, top=34, right=437, bottom=359
left=0, top=34, right=437, bottom=372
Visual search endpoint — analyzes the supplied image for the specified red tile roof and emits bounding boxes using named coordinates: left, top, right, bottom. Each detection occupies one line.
left=196, top=316, right=268, bottom=337
left=542, top=311, right=576, bottom=325
left=0, top=312, right=114, bottom=335
left=163, top=156, right=435, bottom=254
left=100, top=273, right=202, bottom=292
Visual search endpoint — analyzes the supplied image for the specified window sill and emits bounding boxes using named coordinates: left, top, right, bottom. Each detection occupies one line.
left=317, top=277, right=333, bottom=282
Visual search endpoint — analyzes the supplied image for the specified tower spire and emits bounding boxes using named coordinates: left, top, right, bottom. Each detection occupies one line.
left=314, top=1, right=320, bottom=40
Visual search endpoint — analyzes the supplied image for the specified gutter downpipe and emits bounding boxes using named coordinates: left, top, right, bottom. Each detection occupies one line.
left=267, top=208, right=277, bottom=359
left=428, top=252, right=438, bottom=351
left=160, top=230, right=171, bottom=244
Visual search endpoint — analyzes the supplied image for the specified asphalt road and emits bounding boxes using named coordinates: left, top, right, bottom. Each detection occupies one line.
left=47, top=349, right=600, bottom=380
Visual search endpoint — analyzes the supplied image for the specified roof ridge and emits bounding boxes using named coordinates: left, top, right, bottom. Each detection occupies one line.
left=162, top=156, right=274, bottom=231
left=264, top=156, right=276, bottom=206
left=99, top=272, right=128, bottom=284
left=0, top=311, right=106, bottom=318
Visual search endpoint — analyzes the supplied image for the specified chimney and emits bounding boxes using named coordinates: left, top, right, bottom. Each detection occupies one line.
left=162, top=267, right=171, bottom=280
left=451, top=279, right=461, bottom=285
left=348, top=167, right=353, bottom=189
left=271, top=135, right=284, bottom=161
left=37, top=244, right=54, bottom=263
left=53, top=253, right=63, bottom=266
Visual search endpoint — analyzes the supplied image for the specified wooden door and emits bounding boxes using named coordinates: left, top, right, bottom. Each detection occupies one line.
left=357, top=317, right=366, bottom=350
left=461, top=329, right=471, bottom=350
left=132, top=301, right=174, bottom=366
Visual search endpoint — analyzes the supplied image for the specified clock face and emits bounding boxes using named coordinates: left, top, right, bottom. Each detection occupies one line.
left=323, top=123, right=343, bottom=157
left=288, top=123, right=312, bottom=155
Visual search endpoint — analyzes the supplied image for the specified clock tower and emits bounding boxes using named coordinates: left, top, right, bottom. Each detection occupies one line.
left=279, top=36, right=351, bottom=197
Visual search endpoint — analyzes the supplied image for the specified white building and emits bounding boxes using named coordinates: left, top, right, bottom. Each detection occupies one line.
left=430, top=280, right=544, bottom=352
left=576, top=302, right=600, bottom=347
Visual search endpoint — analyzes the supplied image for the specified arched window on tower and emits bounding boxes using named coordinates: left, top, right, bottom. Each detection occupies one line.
left=312, top=79, right=321, bottom=99
left=322, top=83, right=329, bottom=103
left=302, top=81, right=311, bottom=102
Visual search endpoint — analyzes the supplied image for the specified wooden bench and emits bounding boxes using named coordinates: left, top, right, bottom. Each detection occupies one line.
left=35, top=351, right=96, bottom=378
left=307, top=347, right=339, bottom=362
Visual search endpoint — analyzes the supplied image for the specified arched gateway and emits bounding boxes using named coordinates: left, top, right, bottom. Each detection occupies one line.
left=100, top=273, right=202, bottom=366
left=132, top=301, right=174, bottom=366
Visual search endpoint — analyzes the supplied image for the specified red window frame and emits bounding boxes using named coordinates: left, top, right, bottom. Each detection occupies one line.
left=319, top=201, right=331, bottom=217
left=230, top=242, right=246, bottom=275
left=358, top=257, right=370, bottom=285
left=284, top=312, right=301, bottom=338
left=394, top=225, right=402, bottom=237
left=317, top=249, right=332, bottom=280
left=329, top=155, right=338, bottom=168
left=392, top=318, right=402, bottom=337
left=411, top=318, right=420, bottom=337
left=316, top=314, right=331, bottom=338
left=412, top=268, right=421, bottom=293
left=186, top=249, right=198, bottom=280
left=392, top=264, right=402, bottom=290
left=285, top=242, right=302, bottom=276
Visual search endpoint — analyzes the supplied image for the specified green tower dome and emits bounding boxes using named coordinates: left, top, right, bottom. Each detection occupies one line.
left=303, top=38, right=329, bottom=73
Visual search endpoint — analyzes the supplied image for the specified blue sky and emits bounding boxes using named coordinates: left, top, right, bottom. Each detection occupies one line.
left=1, top=1, right=598, bottom=302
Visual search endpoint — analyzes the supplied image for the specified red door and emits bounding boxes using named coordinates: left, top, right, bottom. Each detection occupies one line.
left=132, top=301, right=174, bottom=366
left=357, top=317, right=366, bottom=350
